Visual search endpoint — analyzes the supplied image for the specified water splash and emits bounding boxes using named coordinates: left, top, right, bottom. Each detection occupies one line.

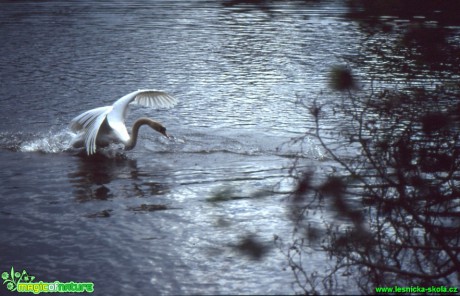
left=19, top=130, right=74, bottom=153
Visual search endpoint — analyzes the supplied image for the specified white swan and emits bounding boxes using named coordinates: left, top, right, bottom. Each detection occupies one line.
left=70, top=89, right=177, bottom=155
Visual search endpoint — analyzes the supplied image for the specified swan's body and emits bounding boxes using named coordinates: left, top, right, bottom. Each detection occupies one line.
left=70, top=89, right=177, bottom=155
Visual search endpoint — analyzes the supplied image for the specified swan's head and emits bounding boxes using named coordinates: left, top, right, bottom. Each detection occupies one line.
left=146, top=120, right=169, bottom=138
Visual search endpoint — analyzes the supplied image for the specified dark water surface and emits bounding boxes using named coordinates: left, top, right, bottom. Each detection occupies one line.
left=0, top=1, right=361, bottom=294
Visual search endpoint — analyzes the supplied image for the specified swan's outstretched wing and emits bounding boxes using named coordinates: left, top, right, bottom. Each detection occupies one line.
left=131, top=90, right=177, bottom=108
left=69, top=106, right=112, bottom=155
left=70, top=106, right=111, bottom=132
left=110, top=89, right=177, bottom=120
left=107, top=89, right=177, bottom=142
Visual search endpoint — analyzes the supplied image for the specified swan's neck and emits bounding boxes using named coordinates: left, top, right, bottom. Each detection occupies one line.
left=124, top=118, right=164, bottom=150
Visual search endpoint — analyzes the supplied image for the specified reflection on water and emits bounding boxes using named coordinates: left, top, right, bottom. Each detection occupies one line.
left=68, top=152, right=174, bottom=202
left=69, top=154, right=140, bottom=201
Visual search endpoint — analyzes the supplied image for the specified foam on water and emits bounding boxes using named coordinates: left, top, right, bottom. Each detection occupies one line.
left=19, top=130, right=74, bottom=153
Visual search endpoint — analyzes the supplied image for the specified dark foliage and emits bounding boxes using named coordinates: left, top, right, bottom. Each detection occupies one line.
left=282, top=79, right=460, bottom=293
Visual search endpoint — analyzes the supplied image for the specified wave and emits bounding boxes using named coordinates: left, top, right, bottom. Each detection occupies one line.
left=20, top=130, right=74, bottom=153
left=0, top=129, right=74, bottom=153
left=18, top=130, right=74, bottom=153
left=151, top=131, right=326, bottom=159
left=0, top=129, right=325, bottom=159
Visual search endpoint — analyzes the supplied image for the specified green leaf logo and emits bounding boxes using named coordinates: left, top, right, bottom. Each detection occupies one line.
left=2, top=266, right=35, bottom=291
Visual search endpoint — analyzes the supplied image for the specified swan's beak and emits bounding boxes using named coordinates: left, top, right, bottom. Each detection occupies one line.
left=163, top=131, right=171, bottom=139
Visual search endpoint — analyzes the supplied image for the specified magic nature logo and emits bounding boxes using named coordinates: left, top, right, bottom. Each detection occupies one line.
left=2, top=266, right=94, bottom=294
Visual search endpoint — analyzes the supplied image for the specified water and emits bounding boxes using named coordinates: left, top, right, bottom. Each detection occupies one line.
left=0, top=1, right=359, bottom=294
